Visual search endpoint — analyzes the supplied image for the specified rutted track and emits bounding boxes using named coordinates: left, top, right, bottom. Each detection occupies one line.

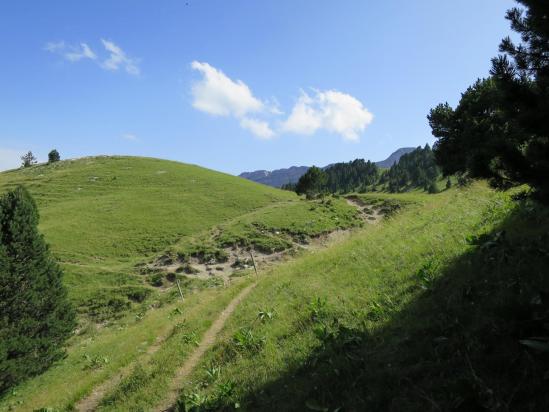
left=74, top=197, right=383, bottom=411
left=155, top=282, right=258, bottom=411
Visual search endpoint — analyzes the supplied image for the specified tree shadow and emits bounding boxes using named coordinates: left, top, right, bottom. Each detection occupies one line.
left=230, top=201, right=549, bottom=411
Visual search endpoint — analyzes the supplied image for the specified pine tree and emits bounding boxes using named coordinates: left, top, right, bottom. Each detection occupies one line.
left=295, top=166, right=327, bottom=198
left=0, top=186, right=76, bottom=393
left=430, top=1, right=549, bottom=203
left=446, top=177, right=452, bottom=190
left=48, top=149, right=60, bottom=163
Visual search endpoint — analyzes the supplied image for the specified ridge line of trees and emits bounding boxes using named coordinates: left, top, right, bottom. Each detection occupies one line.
left=288, top=145, right=441, bottom=197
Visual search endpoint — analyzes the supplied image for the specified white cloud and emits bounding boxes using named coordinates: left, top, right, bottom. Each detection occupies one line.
left=188, top=62, right=374, bottom=141
left=281, top=92, right=323, bottom=136
left=45, top=39, right=139, bottom=75
left=190, top=61, right=274, bottom=138
left=282, top=90, right=373, bottom=141
left=45, top=41, right=97, bottom=62
left=191, top=61, right=264, bottom=117
left=65, top=43, right=97, bottom=61
left=240, top=117, right=275, bottom=139
left=0, top=148, right=25, bottom=172
left=121, top=133, right=138, bottom=141
left=44, top=41, right=66, bottom=52
left=101, top=39, right=140, bottom=75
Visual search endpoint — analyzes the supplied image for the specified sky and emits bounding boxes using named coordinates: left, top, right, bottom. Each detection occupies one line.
left=0, top=0, right=515, bottom=174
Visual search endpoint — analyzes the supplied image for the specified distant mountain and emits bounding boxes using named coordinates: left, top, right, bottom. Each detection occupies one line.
left=239, top=147, right=417, bottom=187
left=239, top=166, right=310, bottom=188
left=375, top=147, right=415, bottom=168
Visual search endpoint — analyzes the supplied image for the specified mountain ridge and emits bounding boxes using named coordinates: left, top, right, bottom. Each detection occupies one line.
left=239, top=147, right=416, bottom=187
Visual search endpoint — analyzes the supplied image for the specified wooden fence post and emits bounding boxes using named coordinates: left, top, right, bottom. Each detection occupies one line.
left=176, top=278, right=185, bottom=302
left=249, top=250, right=258, bottom=279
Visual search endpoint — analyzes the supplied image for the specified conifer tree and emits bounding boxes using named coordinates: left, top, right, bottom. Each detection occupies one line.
left=0, top=186, right=75, bottom=393
left=48, top=149, right=60, bottom=163
left=295, top=166, right=327, bottom=197
left=429, top=0, right=549, bottom=203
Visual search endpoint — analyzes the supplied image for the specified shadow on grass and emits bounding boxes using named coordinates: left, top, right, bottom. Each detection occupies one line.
left=213, top=200, right=549, bottom=411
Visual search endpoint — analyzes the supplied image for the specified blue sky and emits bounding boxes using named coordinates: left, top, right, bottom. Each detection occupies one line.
left=0, top=0, right=515, bottom=174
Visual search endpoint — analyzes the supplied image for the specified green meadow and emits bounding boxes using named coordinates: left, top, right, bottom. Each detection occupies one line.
left=0, top=156, right=295, bottom=310
left=1, top=157, right=547, bottom=411
left=177, top=183, right=549, bottom=411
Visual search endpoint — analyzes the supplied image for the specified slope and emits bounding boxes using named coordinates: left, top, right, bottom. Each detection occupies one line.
left=174, top=183, right=549, bottom=411
left=0, top=156, right=295, bottom=308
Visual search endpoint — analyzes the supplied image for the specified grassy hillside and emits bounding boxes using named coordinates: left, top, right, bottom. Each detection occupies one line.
left=0, top=156, right=363, bottom=411
left=0, top=156, right=296, bottom=307
left=3, top=158, right=546, bottom=411
left=176, top=183, right=549, bottom=411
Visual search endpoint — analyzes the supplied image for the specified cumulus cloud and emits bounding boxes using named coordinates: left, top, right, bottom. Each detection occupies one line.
left=282, top=90, right=373, bottom=141
left=191, top=61, right=264, bottom=117
left=189, top=62, right=374, bottom=141
left=100, top=39, right=140, bottom=75
left=45, top=41, right=97, bottom=62
left=191, top=61, right=275, bottom=138
left=240, top=117, right=275, bottom=139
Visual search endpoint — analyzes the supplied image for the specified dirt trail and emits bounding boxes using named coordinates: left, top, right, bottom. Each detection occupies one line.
left=75, top=333, right=167, bottom=412
left=155, top=282, right=258, bottom=412
left=76, top=198, right=381, bottom=411
left=154, top=200, right=385, bottom=411
left=345, top=196, right=383, bottom=224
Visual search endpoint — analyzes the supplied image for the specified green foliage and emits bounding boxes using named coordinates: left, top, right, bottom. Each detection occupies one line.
left=415, top=258, right=440, bottom=291
left=309, top=297, right=328, bottom=323
left=324, top=159, right=379, bottom=193
left=232, top=328, right=265, bottom=353
left=257, top=308, right=276, bottom=323
left=295, top=166, right=327, bottom=197
left=20, top=151, right=37, bottom=168
left=47, top=150, right=60, bottom=164
left=428, top=78, right=520, bottom=186
left=148, top=272, right=164, bottom=287
left=430, top=1, right=549, bottom=203
left=381, top=145, right=440, bottom=193
left=83, top=354, right=110, bottom=370
left=292, top=147, right=440, bottom=196
left=0, top=186, right=76, bottom=394
left=427, top=181, right=438, bottom=194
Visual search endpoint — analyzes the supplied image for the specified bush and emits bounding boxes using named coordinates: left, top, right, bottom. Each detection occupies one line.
left=427, top=181, right=439, bottom=194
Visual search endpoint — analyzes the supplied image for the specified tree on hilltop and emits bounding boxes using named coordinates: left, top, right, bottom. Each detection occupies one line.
left=48, top=149, right=60, bottom=163
left=20, top=151, right=37, bottom=168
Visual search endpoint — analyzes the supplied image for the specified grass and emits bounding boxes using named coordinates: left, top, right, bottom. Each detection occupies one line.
left=176, top=183, right=549, bottom=411
left=0, top=156, right=363, bottom=409
left=3, top=157, right=547, bottom=410
left=0, top=277, right=252, bottom=411
left=0, top=156, right=295, bottom=310
left=171, top=196, right=361, bottom=259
